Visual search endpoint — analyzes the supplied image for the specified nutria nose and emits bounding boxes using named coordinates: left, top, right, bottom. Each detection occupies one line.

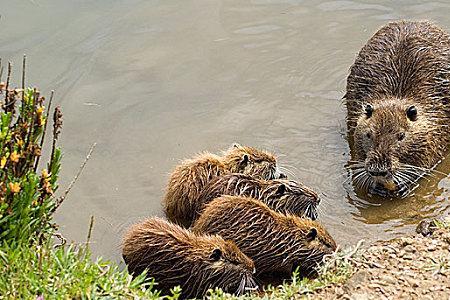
left=368, top=170, right=388, bottom=177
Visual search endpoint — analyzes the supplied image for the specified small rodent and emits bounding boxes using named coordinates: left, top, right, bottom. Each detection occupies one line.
left=192, top=196, right=336, bottom=278
left=122, top=217, right=257, bottom=299
left=163, top=143, right=283, bottom=227
left=345, top=20, right=450, bottom=197
left=183, top=173, right=319, bottom=227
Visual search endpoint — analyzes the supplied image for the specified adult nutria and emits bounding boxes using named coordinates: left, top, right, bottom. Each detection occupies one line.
left=164, top=144, right=283, bottom=227
left=122, top=217, right=257, bottom=299
left=192, top=196, right=336, bottom=278
left=345, top=20, right=450, bottom=197
left=182, top=173, right=320, bottom=227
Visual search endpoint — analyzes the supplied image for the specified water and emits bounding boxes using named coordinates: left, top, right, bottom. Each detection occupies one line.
left=1, top=0, right=449, bottom=263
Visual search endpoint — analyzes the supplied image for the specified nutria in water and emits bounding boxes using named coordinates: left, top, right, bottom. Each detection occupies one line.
left=192, top=196, right=336, bottom=278
left=163, top=144, right=282, bottom=227
left=122, top=217, right=257, bottom=299
left=345, top=20, right=450, bottom=196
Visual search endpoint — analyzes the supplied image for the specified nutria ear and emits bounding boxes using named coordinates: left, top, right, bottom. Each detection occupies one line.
left=241, top=154, right=249, bottom=165
left=406, top=106, right=418, bottom=121
left=306, top=228, right=318, bottom=242
left=210, top=248, right=222, bottom=261
left=232, top=143, right=242, bottom=148
left=365, top=104, right=374, bottom=118
left=276, top=184, right=286, bottom=195
left=278, top=173, right=288, bottom=179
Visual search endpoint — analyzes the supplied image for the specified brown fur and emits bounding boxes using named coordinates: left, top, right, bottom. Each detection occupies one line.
left=122, top=217, right=257, bottom=299
left=345, top=20, right=450, bottom=196
left=192, top=196, right=336, bottom=278
left=163, top=144, right=279, bottom=227
left=182, top=173, right=320, bottom=227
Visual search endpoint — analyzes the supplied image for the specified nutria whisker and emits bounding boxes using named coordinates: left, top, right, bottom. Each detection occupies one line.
left=361, top=174, right=374, bottom=193
left=352, top=169, right=369, bottom=190
left=278, top=165, right=297, bottom=178
left=392, top=174, right=412, bottom=197
left=397, top=167, right=427, bottom=181
left=400, top=162, right=446, bottom=177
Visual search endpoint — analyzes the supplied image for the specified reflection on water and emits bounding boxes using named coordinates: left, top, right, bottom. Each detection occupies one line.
left=1, top=0, right=449, bottom=263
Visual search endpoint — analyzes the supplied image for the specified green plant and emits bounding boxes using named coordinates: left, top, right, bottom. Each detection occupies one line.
left=0, top=240, right=166, bottom=299
left=0, top=59, right=62, bottom=242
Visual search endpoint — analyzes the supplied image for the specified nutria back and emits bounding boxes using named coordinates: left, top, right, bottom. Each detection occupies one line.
left=186, top=173, right=319, bottom=227
left=122, top=217, right=256, bottom=299
left=163, top=144, right=279, bottom=227
left=345, top=20, right=450, bottom=196
left=192, top=196, right=336, bottom=278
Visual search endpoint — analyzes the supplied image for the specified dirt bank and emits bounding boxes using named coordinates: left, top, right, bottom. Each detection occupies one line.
left=310, top=221, right=450, bottom=299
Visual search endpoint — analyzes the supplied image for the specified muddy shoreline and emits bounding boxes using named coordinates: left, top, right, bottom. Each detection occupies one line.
left=308, top=220, right=450, bottom=299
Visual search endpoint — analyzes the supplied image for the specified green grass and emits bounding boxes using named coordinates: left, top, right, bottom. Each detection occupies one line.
left=433, top=217, right=450, bottom=229
left=0, top=240, right=172, bottom=299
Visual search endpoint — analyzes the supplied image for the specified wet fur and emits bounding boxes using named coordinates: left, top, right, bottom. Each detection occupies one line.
left=184, top=173, right=320, bottom=227
left=163, top=144, right=278, bottom=227
left=122, top=217, right=257, bottom=299
left=345, top=20, right=450, bottom=195
left=192, top=196, right=336, bottom=278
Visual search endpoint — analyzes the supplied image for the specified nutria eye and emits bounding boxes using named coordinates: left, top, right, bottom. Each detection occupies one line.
left=406, top=106, right=418, bottom=121
left=210, top=248, right=222, bottom=261
left=397, top=132, right=405, bottom=141
left=306, top=228, right=317, bottom=242
left=365, top=104, right=373, bottom=118
left=366, top=132, right=372, bottom=139
left=276, top=184, right=286, bottom=195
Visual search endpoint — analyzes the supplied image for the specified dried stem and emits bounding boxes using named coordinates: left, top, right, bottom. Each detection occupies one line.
left=53, top=143, right=96, bottom=212
left=0, top=58, right=3, bottom=82
left=34, top=90, right=54, bottom=172
left=86, top=215, right=95, bottom=249
left=19, top=55, right=26, bottom=122
left=4, top=62, right=11, bottom=103
left=48, top=106, right=63, bottom=172
left=21, top=55, right=26, bottom=98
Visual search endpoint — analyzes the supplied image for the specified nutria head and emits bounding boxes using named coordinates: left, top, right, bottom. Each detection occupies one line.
left=288, top=217, right=337, bottom=275
left=195, top=237, right=257, bottom=296
left=221, top=143, right=282, bottom=180
left=260, top=179, right=320, bottom=220
left=345, top=20, right=450, bottom=197
left=192, top=196, right=336, bottom=277
left=352, top=98, right=442, bottom=196
left=122, top=218, right=257, bottom=298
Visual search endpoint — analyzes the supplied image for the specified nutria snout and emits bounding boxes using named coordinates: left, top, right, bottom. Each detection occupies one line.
left=345, top=20, right=450, bottom=197
left=122, top=217, right=257, bottom=299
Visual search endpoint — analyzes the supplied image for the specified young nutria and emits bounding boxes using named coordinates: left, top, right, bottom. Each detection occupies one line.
left=192, top=196, right=336, bottom=278
left=345, top=20, right=450, bottom=197
left=122, top=217, right=257, bottom=299
left=182, top=173, right=320, bottom=227
left=164, top=144, right=283, bottom=227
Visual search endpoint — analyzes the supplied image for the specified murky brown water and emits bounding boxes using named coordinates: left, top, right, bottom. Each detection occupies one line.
left=1, top=0, right=449, bottom=263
